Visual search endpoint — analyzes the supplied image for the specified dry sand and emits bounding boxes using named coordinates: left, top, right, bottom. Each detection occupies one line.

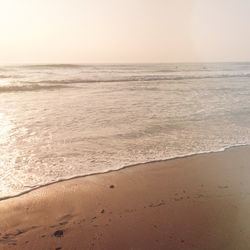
left=1, top=145, right=250, bottom=250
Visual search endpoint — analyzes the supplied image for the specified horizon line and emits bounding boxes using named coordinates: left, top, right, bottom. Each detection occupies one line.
left=1, top=61, right=250, bottom=67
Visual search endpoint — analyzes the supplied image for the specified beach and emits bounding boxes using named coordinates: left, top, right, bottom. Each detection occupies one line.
left=1, top=0, right=250, bottom=249
left=1, top=145, right=250, bottom=250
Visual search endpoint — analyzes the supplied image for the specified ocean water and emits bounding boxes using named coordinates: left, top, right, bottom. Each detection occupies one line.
left=0, top=63, right=250, bottom=200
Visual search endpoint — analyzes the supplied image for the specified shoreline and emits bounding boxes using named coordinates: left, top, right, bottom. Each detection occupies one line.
left=1, top=143, right=249, bottom=202
left=1, top=144, right=250, bottom=249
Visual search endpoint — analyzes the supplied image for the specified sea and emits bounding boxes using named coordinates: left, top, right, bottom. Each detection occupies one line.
left=0, top=63, right=250, bottom=200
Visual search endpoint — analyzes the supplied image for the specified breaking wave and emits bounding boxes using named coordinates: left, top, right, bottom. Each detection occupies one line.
left=0, top=84, right=68, bottom=93
left=17, top=72, right=250, bottom=85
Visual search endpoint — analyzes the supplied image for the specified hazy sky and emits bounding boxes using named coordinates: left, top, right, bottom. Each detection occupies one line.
left=0, top=0, right=250, bottom=64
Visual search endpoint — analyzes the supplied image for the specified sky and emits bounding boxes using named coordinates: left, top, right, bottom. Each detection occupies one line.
left=0, top=0, right=250, bottom=64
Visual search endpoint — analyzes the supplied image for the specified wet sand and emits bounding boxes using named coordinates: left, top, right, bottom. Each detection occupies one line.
left=1, top=145, right=250, bottom=250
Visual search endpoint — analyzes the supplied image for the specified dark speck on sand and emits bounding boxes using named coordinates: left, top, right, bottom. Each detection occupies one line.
left=54, top=230, right=64, bottom=238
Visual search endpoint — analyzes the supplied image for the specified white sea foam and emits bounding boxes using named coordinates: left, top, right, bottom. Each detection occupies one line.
left=0, top=63, right=250, bottom=200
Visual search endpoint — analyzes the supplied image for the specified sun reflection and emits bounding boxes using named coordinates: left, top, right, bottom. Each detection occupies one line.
left=0, top=112, right=19, bottom=198
left=0, top=112, right=13, bottom=144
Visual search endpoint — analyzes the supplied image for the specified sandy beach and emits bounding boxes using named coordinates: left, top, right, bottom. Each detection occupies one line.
left=0, top=145, right=250, bottom=250
left=1, top=0, right=250, bottom=249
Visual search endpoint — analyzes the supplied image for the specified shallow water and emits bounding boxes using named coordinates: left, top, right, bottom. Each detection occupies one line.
left=0, top=63, right=250, bottom=199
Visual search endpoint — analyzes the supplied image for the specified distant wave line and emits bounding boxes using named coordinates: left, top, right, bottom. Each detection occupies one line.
left=19, top=73, right=250, bottom=85
left=0, top=84, right=68, bottom=93
left=1, top=73, right=250, bottom=93
left=0, top=74, right=22, bottom=79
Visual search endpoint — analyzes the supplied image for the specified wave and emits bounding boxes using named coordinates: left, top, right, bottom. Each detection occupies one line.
left=0, top=143, right=249, bottom=202
left=0, top=74, right=22, bottom=79
left=1, top=72, right=250, bottom=93
left=0, top=75, right=10, bottom=79
left=19, top=64, right=86, bottom=69
left=0, top=84, right=68, bottom=93
left=20, top=73, right=250, bottom=85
